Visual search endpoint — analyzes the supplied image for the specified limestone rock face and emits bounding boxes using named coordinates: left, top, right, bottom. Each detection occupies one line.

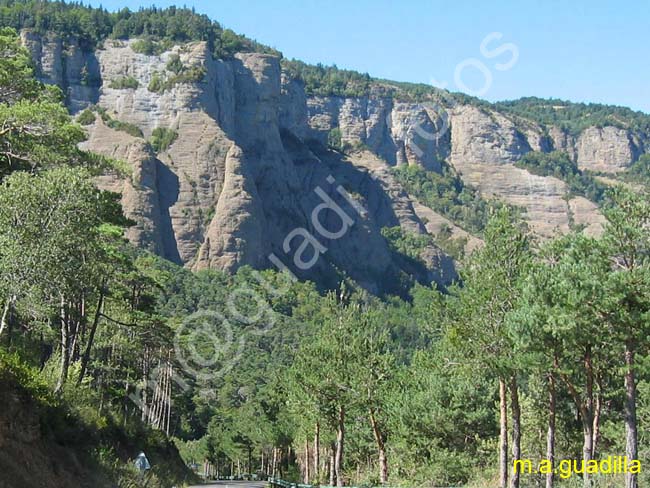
left=23, top=31, right=650, bottom=292
left=81, top=120, right=166, bottom=256
left=20, top=30, right=99, bottom=111
left=448, top=105, right=572, bottom=237
left=548, top=126, right=578, bottom=161
left=195, top=144, right=268, bottom=271
left=575, top=126, right=640, bottom=173
left=279, top=74, right=308, bottom=140
left=23, top=32, right=452, bottom=292
left=304, top=96, right=450, bottom=171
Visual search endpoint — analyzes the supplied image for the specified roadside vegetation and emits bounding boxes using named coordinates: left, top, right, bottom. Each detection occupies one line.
left=1, top=6, right=650, bottom=488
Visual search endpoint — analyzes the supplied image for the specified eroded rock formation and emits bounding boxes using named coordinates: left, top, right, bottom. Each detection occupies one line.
left=22, top=31, right=649, bottom=292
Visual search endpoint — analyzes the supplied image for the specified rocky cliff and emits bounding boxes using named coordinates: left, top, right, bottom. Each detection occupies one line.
left=20, top=31, right=648, bottom=292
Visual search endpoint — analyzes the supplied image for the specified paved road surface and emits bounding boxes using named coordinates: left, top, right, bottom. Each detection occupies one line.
left=190, top=481, right=267, bottom=488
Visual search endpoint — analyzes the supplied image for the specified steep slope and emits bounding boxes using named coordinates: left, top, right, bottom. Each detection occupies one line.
left=18, top=29, right=650, bottom=291
left=0, top=353, right=193, bottom=488
left=32, top=35, right=451, bottom=294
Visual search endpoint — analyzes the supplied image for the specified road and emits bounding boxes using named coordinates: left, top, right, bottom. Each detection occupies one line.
left=190, top=481, right=267, bottom=488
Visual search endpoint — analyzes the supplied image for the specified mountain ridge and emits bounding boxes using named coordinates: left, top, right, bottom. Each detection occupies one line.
left=4, top=1, right=649, bottom=294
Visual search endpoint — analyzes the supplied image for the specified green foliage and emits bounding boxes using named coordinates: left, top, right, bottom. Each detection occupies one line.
left=393, top=163, right=508, bottom=234
left=0, top=0, right=279, bottom=58
left=0, top=348, right=53, bottom=405
left=516, top=150, right=608, bottom=203
left=432, top=224, right=467, bottom=261
left=165, top=65, right=206, bottom=88
left=281, top=58, right=447, bottom=101
left=77, top=107, right=96, bottom=125
left=0, top=168, right=107, bottom=317
left=148, top=72, right=164, bottom=93
left=495, top=96, right=650, bottom=135
left=327, top=127, right=342, bottom=151
left=388, top=350, right=495, bottom=484
left=0, top=99, right=91, bottom=173
left=147, top=65, right=205, bottom=93
left=131, top=37, right=170, bottom=55
left=108, top=75, right=139, bottom=90
left=0, top=29, right=112, bottom=177
left=89, top=106, right=142, bottom=137
left=0, top=26, right=40, bottom=103
left=150, top=127, right=178, bottom=153
left=282, top=59, right=373, bottom=98
left=166, top=53, right=183, bottom=74
left=381, top=226, right=432, bottom=264
left=106, top=118, right=143, bottom=138
left=622, top=153, right=650, bottom=183
left=450, top=207, right=531, bottom=376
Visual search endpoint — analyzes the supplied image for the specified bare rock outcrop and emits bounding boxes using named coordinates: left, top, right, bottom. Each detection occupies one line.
left=195, top=144, right=268, bottom=271
left=304, top=96, right=449, bottom=171
left=24, top=30, right=650, bottom=292
left=20, top=30, right=99, bottom=111
left=81, top=120, right=165, bottom=256
left=448, top=105, right=571, bottom=237
left=575, top=126, right=639, bottom=173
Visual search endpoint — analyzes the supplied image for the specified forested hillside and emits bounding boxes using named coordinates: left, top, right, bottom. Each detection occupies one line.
left=0, top=0, right=279, bottom=56
left=1, top=2, right=650, bottom=488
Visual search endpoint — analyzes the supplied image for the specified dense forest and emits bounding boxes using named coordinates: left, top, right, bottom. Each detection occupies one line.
left=1, top=3, right=650, bottom=488
left=494, top=97, right=650, bottom=135
left=0, top=0, right=280, bottom=57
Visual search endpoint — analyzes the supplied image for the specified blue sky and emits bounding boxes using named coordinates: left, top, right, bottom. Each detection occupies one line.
left=87, top=0, right=649, bottom=113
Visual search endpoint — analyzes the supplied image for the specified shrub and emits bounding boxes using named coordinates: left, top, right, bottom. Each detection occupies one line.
left=77, top=108, right=96, bottom=125
left=166, top=54, right=183, bottom=74
left=622, top=153, right=650, bottom=183
left=164, top=65, right=206, bottom=89
left=106, top=119, right=143, bottom=138
left=148, top=73, right=164, bottom=93
left=147, top=66, right=206, bottom=93
left=328, top=128, right=342, bottom=151
left=130, top=38, right=172, bottom=56
left=0, top=349, right=54, bottom=406
left=109, top=76, right=139, bottom=90
left=150, top=127, right=178, bottom=152
left=131, top=38, right=156, bottom=55
left=381, top=226, right=432, bottom=264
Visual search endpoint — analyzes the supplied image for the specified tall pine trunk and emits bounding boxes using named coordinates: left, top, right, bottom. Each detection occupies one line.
left=499, top=377, right=509, bottom=488
left=329, top=443, right=336, bottom=486
left=624, top=340, right=638, bottom=488
left=271, top=447, right=278, bottom=479
left=314, top=422, right=320, bottom=482
left=335, top=405, right=345, bottom=487
left=78, top=286, right=105, bottom=385
left=55, top=299, right=70, bottom=394
left=583, top=345, right=594, bottom=488
left=510, top=375, right=521, bottom=488
left=559, top=346, right=595, bottom=488
left=0, top=296, right=12, bottom=337
left=593, top=372, right=604, bottom=456
left=369, top=409, right=388, bottom=484
left=546, top=372, right=556, bottom=488
left=304, top=437, right=310, bottom=484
